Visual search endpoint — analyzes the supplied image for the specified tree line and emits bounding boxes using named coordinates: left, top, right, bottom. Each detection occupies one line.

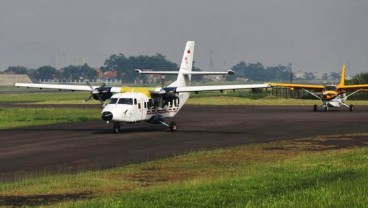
left=2, top=54, right=368, bottom=84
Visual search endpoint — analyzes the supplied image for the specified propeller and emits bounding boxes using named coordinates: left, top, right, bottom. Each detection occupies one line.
left=83, top=81, right=109, bottom=107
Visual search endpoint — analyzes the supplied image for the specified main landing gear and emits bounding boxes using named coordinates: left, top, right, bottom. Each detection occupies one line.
left=159, top=120, right=177, bottom=132
left=313, top=104, right=354, bottom=112
left=169, top=121, right=177, bottom=132
left=324, top=106, right=329, bottom=112
left=112, top=120, right=177, bottom=134
left=313, top=104, right=328, bottom=112
left=349, top=105, right=354, bottom=111
left=312, top=104, right=329, bottom=112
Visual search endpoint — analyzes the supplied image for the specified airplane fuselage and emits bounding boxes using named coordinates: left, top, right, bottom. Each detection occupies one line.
left=322, top=86, right=347, bottom=108
left=101, top=92, right=187, bottom=123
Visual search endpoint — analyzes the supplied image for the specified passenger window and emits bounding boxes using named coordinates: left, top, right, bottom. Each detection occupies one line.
left=138, top=103, right=141, bottom=109
left=144, top=102, right=147, bottom=108
left=109, top=98, right=118, bottom=104
left=134, top=99, right=137, bottom=105
left=118, top=98, right=133, bottom=105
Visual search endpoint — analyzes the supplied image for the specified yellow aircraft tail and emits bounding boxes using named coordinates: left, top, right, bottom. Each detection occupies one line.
left=337, top=64, right=346, bottom=87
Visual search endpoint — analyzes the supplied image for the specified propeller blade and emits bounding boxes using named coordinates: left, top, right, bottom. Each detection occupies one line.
left=96, top=95, right=105, bottom=107
left=86, top=80, right=94, bottom=90
left=83, top=94, right=93, bottom=103
left=85, top=81, right=108, bottom=107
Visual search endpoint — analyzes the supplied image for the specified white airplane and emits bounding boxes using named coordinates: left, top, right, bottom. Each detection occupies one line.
left=16, top=41, right=269, bottom=133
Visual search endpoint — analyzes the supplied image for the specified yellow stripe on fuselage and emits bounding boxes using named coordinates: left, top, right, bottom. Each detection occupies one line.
left=120, top=86, right=155, bottom=98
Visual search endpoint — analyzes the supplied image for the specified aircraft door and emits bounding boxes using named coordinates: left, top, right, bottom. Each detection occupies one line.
left=131, top=98, right=139, bottom=121
left=132, top=98, right=145, bottom=121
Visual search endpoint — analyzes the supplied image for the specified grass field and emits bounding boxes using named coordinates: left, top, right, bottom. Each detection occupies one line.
left=0, top=133, right=367, bottom=207
left=0, top=108, right=100, bottom=129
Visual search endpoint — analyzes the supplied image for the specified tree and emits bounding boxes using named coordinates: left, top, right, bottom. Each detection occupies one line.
left=231, top=62, right=290, bottom=81
left=302, top=72, right=316, bottom=80
left=32, top=66, right=57, bottom=81
left=321, top=73, right=329, bottom=80
left=329, top=72, right=340, bottom=81
left=59, top=64, right=97, bottom=81
left=265, top=65, right=290, bottom=81
left=349, top=72, right=368, bottom=84
left=5, top=66, right=28, bottom=74
left=103, top=53, right=179, bottom=82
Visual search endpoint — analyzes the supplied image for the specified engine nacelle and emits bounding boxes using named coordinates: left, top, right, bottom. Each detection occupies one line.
left=160, top=87, right=178, bottom=102
left=92, top=87, right=113, bottom=101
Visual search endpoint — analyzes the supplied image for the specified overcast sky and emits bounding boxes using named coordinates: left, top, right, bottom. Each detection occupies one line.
left=1, top=0, right=368, bottom=75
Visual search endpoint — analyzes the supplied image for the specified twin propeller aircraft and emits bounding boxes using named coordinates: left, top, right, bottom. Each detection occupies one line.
left=15, top=41, right=269, bottom=133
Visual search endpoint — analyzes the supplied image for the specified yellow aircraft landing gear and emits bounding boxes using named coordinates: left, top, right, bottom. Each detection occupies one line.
left=349, top=105, right=354, bottom=111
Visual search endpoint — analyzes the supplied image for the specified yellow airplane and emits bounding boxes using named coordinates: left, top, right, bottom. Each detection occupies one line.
left=268, top=65, right=368, bottom=112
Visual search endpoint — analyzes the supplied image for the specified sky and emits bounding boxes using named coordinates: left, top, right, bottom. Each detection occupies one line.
left=1, top=0, right=368, bottom=75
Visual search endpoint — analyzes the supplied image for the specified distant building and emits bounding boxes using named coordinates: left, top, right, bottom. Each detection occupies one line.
left=0, top=74, right=32, bottom=86
left=96, top=68, right=117, bottom=80
left=138, top=69, right=161, bottom=84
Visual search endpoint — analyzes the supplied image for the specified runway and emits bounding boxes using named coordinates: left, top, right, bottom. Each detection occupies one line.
left=1, top=105, right=368, bottom=180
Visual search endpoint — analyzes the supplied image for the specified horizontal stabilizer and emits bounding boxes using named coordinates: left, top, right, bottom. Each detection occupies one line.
left=135, top=69, right=235, bottom=75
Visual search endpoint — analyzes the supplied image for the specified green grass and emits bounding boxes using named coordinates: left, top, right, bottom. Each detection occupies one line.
left=0, top=108, right=100, bottom=129
left=1, top=134, right=367, bottom=207
left=0, top=91, right=94, bottom=104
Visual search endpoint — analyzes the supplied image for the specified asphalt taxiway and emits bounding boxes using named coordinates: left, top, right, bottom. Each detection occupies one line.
left=1, top=105, right=368, bottom=180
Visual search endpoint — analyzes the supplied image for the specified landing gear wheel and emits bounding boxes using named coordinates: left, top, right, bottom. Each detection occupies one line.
left=169, top=121, right=177, bottom=132
left=349, top=105, right=354, bottom=111
left=113, top=123, right=120, bottom=134
left=324, top=106, right=328, bottom=112
left=313, top=104, right=318, bottom=112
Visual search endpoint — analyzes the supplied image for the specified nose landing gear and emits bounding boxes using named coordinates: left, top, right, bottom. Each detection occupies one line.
left=113, top=122, right=121, bottom=134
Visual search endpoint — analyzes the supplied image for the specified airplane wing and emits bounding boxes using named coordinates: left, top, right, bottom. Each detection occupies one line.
left=268, top=83, right=324, bottom=90
left=174, top=84, right=269, bottom=93
left=15, top=83, right=122, bottom=93
left=339, top=84, right=368, bottom=91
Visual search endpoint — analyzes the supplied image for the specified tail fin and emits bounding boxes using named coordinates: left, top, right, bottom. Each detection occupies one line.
left=169, top=41, right=195, bottom=87
left=338, top=64, right=346, bottom=87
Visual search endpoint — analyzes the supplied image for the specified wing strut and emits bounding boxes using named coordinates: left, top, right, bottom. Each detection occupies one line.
left=302, top=89, right=321, bottom=100
left=346, top=89, right=362, bottom=98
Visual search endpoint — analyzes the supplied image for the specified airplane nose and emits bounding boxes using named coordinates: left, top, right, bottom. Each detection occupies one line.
left=101, top=111, right=113, bottom=121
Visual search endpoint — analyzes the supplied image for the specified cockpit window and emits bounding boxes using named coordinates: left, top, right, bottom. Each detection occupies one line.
left=109, top=98, right=118, bottom=104
left=118, top=98, right=133, bottom=105
left=325, top=86, right=337, bottom=91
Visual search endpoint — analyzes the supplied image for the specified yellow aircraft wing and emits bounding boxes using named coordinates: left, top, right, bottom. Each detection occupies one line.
left=268, top=83, right=324, bottom=90
left=338, top=84, right=368, bottom=91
